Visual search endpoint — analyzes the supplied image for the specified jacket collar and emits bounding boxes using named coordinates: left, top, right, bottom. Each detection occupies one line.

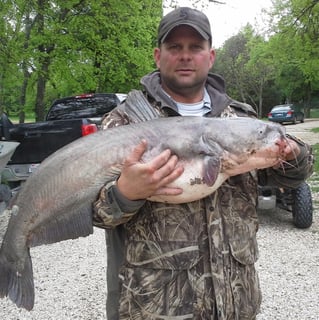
left=140, top=70, right=233, bottom=116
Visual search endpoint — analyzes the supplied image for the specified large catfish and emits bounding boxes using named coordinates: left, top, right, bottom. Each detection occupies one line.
left=0, top=115, right=287, bottom=310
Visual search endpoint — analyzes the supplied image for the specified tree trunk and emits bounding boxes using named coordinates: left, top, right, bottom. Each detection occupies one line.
left=304, top=82, right=312, bottom=118
left=35, top=61, right=49, bottom=121
left=34, top=0, right=54, bottom=121
left=258, top=78, right=264, bottom=118
left=19, top=10, right=32, bottom=124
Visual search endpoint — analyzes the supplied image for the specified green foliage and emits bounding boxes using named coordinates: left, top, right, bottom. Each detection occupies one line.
left=0, top=0, right=162, bottom=119
left=213, top=30, right=250, bottom=100
left=1, top=0, right=319, bottom=122
left=213, top=0, right=319, bottom=118
left=311, top=143, right=319, bottom=175
left=213, top=25, right=281, bottom=117
left=310, top=109, right=319, bottom=118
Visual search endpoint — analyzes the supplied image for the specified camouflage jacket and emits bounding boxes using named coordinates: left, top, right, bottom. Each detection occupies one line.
left=93, top=71, right=313, bottom=320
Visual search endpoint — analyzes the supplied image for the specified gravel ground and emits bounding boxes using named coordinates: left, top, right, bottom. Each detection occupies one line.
left=283, top=118, right=319, bottom=146
left=256, top=202, right=319, bottom=320
left=1, top=120, right=318, bottom=319
left=1, top=206, right=318, bottom=320
left=0, top=221, right=107, bottom=320
left=256, top=119, right=319, bottom=319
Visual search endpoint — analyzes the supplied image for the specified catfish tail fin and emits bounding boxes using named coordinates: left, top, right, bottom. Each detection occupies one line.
left=0, top=247, right=34, bottom=310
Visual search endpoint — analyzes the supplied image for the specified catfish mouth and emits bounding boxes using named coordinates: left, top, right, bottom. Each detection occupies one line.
left=220, top=138, right=286, bottom=176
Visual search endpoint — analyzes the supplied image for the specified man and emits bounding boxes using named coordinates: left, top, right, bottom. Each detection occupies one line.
left=93, top=7, right=313, bottom=319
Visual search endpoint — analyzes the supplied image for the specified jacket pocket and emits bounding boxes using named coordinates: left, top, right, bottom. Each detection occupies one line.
left=229, top=236, right=259, bottom=265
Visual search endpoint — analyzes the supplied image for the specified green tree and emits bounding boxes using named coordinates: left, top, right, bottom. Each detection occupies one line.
left=0, top=0, right=162, bottom=121
left=267, top=0, right=319, bottom=115
left=213, top=25, right=274, bottom=116
left=214, top=0, right=319, bottom=117
left=0, top=1, right=26, bottom=118
left=213, top=31, right=250, bottom=102
left=245, top=34, right=277, bottom=117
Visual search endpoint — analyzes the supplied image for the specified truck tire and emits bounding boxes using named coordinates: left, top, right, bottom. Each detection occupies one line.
left=291, top=182, right=313, bottom=228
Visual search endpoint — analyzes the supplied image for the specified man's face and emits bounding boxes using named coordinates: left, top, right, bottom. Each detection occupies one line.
left=154, top=25, right=215, bottom=99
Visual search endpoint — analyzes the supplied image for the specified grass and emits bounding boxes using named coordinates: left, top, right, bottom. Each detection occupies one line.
left=9, top=113, right=36, bottom=123
left=310, top=109, right=319, bottom=118
left=308, top=143, right=319, bottom=195
left=313, top=144, right=319, bottom=172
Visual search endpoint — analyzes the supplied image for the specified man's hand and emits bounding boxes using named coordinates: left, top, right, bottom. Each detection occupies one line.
left=281, top=137, right=301, bottom=161
left=273, top=137, right=301, bottom=169
left=284, top=139, right=300, bottom=161
left=117, top=140, right=184, bottom=200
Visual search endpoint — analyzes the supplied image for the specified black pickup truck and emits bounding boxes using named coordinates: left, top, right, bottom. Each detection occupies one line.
left=0, top=93, right=124, bottom=188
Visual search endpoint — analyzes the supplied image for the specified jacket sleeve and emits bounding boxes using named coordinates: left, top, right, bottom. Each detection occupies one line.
left=92, top=107, right=146, bottom=229
left=93, top=180, right=145, bottom=229
left=258, top=134, right=314, bottom=188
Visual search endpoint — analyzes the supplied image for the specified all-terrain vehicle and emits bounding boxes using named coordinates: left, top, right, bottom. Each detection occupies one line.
left=258, top=182, right=313, bottom=229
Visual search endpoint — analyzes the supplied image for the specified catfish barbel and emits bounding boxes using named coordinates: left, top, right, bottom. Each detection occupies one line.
left=0, top=116, right=287, bottom=310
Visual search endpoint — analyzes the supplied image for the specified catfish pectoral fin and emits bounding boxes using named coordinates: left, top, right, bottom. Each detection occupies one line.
left=203, top=156, right=221, bottom=186
left=30, top=204, right=93, bottom=247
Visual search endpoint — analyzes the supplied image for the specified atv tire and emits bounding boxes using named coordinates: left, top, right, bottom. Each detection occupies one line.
left=291, top=182, right=313, bottom=228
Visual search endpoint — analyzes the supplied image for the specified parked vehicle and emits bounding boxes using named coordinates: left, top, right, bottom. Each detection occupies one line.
left=258, top=182, right=313, bottom=229
left=268, top=104, right=304, bottom=124
left=0, top=93, right=124, bottom=188
left=45, top=93, right=126, bottom=127
left=0, top=141, right=19, bottom=210
left=0, top=141, right=20, bottom=172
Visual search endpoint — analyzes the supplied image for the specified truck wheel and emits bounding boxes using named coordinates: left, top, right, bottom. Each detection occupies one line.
left=291, top=182, right=313, bottom=228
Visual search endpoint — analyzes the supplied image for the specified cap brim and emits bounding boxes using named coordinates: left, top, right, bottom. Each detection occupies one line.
left=160, top=22, right=210, bottom=43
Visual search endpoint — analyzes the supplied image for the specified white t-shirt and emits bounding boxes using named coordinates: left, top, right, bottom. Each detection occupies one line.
left=176, top=88, right=211, bottom=116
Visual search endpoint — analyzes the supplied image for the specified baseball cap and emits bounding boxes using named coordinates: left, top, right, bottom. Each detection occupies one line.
left=158, top=7, right=212, bottom=45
